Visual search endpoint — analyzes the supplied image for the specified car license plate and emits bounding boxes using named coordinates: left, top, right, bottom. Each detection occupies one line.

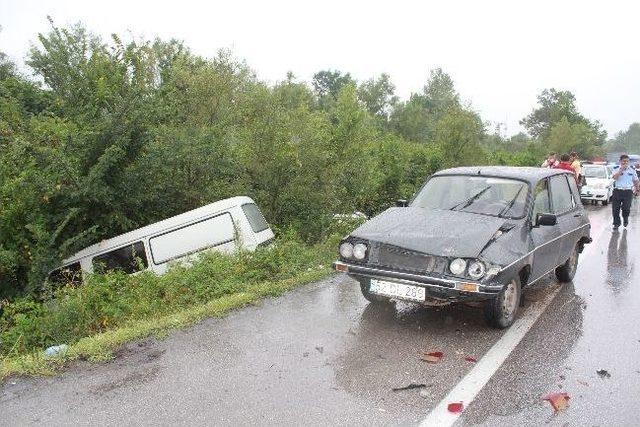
left=370, top=279, right=426, bottom=302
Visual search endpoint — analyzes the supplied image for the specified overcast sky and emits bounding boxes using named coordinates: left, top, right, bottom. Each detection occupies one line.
left=1, top=0, right=639, bottom=138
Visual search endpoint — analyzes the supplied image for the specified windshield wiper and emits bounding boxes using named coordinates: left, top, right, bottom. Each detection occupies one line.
left=449, top=186, right=491, bottom=211
left=498, top=186, right=525, bottom=218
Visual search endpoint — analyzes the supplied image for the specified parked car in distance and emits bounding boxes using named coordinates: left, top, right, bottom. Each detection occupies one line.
left=333, top=167, right=592, bottom=328
left=580, top=164, right=614, bottom=205
left=47, top=196, right=274, bottom=286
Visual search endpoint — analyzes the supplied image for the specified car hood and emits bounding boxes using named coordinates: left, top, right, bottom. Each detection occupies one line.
left=350, top=207, right=512, bottom=258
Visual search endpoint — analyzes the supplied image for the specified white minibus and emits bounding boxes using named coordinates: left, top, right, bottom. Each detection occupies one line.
left=47, top=196, right=274, bottom=285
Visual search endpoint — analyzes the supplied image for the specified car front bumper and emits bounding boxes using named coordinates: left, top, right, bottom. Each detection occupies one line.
left=333, top=261, right=504, bottom=303
left=580, top=187, right=610, bottom=201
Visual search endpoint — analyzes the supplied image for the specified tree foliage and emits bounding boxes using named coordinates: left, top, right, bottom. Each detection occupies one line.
left=606, top=122, right=640, bottom=154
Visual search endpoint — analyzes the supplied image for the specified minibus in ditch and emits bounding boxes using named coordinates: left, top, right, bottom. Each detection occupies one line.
left=47, top=196, right=274, bottom=285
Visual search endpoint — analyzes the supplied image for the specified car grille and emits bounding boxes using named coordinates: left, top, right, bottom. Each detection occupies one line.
left=374, top=244, right=447, bottom=275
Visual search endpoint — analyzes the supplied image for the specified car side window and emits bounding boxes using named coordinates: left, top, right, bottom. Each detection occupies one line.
left=531, top=179, right=550, bottom=220
left=550, top=175, right=574, bottom=214
left=567, top=176, right=581, bottom=207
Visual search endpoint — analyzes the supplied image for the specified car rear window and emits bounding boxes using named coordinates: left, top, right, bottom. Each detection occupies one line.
left=242, top=203, right=269, bottom=233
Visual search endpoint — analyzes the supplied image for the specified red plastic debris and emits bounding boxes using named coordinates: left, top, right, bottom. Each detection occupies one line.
left=447, top=402, right=464, bottom=413
left=542, top=392, right=570, bottom=411
left=420, top=351, right=444, bottom=363
left=464, top=356, right=477, bottom=363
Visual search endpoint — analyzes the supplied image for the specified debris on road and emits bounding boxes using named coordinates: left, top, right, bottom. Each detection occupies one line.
left=577, top=379, right=589, bottom=386
left=420, top=351, right=444, bottom=363
left=464, top=356, right=477, bottom=363
left=315, top=346, right=324, bottom=354
left=419, top=389, right=430, bottom=399
left=542, top=392, right=570, bottom=412
left=596, top=369, right=611, bottom=378
left=447, top=402, right=464, bottom=413
left=392, top=383, right=427, bottom=391
left=44, top=344, right=68, bottom=357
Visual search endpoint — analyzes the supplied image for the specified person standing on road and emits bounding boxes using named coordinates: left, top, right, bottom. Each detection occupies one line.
left=570, top=152, right=583, bottom=188
left=541, top=152, right=559, bottom=168
left=611, top=154, right=640, bottom=230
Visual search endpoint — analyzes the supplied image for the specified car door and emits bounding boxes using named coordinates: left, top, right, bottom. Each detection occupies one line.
left=549, top=174, right=581, bottom=265
left=529, top=178, right=563, bottom=280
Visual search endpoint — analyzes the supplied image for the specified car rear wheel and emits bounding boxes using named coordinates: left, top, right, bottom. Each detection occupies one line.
left=484, top=276, right=521, bottom=329
left=360, top=280, right=392, bottom=304
left=555, top=244, right=579, bottom=282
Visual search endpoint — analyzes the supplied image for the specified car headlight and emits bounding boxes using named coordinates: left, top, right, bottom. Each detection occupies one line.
left=468, top=260, right=485, bottom=279
left=353, top=243, right=368, bottom=260
left=339, top=242, right=354, bottom=259
left=449, top=258, right=467, bottom=275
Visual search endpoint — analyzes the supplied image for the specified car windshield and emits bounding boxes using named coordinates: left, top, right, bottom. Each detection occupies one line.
left=412, top=175, right=529, bottom=218
left=583, top=166, right=607, bottom=178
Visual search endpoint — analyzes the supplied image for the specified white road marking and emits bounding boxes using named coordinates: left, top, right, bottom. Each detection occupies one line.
left=419, top=285, right=561, bottom=427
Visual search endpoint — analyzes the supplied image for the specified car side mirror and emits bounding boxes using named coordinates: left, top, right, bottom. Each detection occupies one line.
left=536, top=213, right=557, bottom=227
left=396, top=199, right=408, bottom=207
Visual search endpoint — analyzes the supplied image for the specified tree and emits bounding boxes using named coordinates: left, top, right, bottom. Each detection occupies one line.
left=312, top=70, right=355, bottom=100
left=607, top=122, right=640, bottom=154
left=422, top=68, right=459, bottom=119
left=391, top=68, right=460, bottom=143
left=520, top=88, right=606, bottom=145
left=434, top=107, right=486, bottom=167
left=546, top=117, right=603, bottom=159
left=357, top=73, right=398, bottom=120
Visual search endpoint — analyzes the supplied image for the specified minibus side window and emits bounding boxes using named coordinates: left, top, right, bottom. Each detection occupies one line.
left=48, top=262, right=83, bottom=286
left=241, top=203, right=269, bottom=233
left=148, top=213, right=235, bottom=264
left=92, top=241, right=148, bottom=274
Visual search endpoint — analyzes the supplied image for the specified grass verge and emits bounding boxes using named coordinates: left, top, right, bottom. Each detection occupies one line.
left=1, top=266, right=332, bottom=381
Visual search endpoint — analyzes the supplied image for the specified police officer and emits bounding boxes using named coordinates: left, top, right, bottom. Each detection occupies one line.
left=611, top=154, right=640, bottom=230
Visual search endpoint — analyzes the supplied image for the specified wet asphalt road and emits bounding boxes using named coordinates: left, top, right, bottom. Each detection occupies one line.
left=2, top=200, right=639, bottom=426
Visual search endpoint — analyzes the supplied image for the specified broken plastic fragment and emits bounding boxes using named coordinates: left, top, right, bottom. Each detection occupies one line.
left=596, top=369, right=611, bottom=378
left=447, top=402, right=464, bottom=413
left=464, top=356, right=477, bottom=363
left=542, top=392, right=570, bottom=411
left=420, top=351, right=444, bottom=363
left=392, top=383, right=426, bottom=391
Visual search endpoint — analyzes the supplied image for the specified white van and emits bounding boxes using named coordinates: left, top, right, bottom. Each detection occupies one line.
left=47, top=196, right=274, bottom=285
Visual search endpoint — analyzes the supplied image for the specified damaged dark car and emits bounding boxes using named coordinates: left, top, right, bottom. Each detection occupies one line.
left=333, top=167, right=592, bottom=328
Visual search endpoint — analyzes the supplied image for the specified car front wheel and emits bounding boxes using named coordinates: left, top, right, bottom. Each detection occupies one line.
left=484, top=276, right=521, bottom=329
left=555, top=244, right=579, bottom=282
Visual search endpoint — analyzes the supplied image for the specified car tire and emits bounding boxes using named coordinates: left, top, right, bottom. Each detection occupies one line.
left=602, top=199, right=608, bottom=206
left=484, top=276, right=521, bottom=329
left=555, top=244, right=579, bottom=282
left=360, top=280, right=392, bottom=304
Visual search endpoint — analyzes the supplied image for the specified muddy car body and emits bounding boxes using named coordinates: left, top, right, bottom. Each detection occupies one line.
left=333, top=166, right=592, bottom=328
